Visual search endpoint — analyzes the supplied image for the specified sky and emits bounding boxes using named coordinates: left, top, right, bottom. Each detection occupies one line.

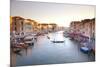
left=11, top=0, right=95, bottom=27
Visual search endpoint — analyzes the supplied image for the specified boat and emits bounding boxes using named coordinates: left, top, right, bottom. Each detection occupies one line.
left=52, top=41, right=64, bottom=43
left=80, top=47, right=90, bottom=54
left=13, top=48, right=21, bottom=53
left=47, top=36, right=50, bottom=39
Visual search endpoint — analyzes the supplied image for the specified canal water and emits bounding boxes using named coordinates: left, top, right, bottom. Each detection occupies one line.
left=11, top=31, right=95, bottom=66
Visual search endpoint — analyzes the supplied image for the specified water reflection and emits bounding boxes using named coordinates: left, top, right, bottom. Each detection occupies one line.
left=16, top=52, right=22, bottom=56
left=11, top=31, right=95, bottom=66
left=24, top=46, right=33, bottom=56
left=11, top=51, right=16, bottom=67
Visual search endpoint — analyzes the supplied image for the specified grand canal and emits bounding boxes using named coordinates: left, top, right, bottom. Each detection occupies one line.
left=11, top=31, right=95, bottom=66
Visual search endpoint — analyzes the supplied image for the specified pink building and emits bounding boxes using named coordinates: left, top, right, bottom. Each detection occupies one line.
left=69, top=18, right=95, bottom=42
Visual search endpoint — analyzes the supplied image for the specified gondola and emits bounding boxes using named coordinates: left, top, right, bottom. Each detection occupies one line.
left=52, top=41, right=64, bottom=43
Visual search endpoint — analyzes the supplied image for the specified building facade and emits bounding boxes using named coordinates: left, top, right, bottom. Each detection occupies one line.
left=10, top=16, right=58, bottom=35
left=68, top=18, right=95, bottom=51
left=11, top=16, right=25, bottom=34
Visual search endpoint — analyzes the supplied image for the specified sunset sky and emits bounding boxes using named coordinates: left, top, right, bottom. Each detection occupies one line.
left=11, top=0, right=95, bottom=27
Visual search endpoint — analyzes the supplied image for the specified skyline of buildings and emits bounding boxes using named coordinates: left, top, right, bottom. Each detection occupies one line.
left=11, top=0, right=95, bottom=27
left=10, top=16, right=58, bottom=34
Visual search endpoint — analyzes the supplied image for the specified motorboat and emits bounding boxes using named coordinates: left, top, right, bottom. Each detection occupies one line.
left=24, top=35, right=34, bottom=46
left=80, top=47, right=90, bottom=53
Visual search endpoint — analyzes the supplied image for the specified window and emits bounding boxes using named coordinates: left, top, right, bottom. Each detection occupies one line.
left=15, top=27, right=16, bottom=31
